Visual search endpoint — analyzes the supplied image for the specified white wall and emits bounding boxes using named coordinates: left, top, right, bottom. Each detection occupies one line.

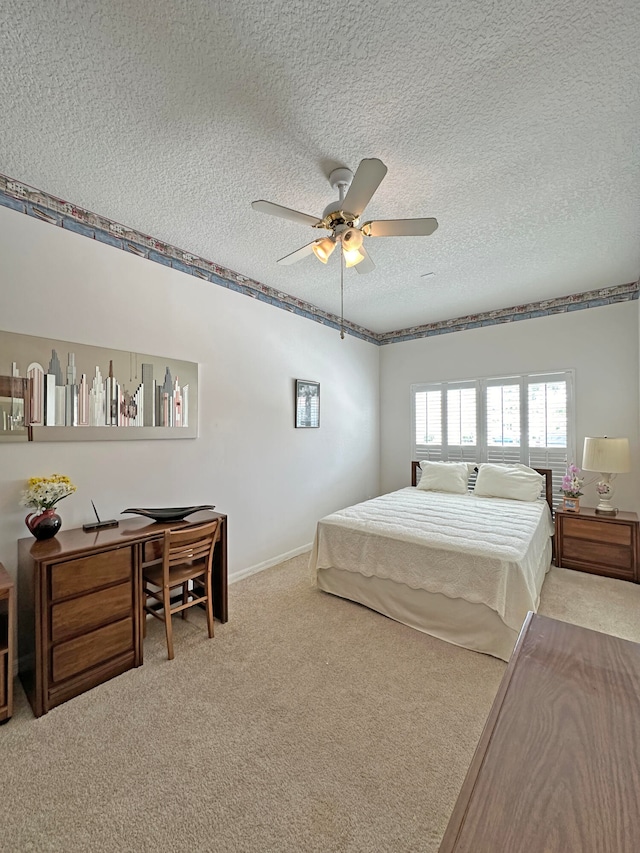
left=0, top=206, right=380, bottom=585
left=380, top=302, right=640, bottom=513
left=3, top=199, right=637, bottom=597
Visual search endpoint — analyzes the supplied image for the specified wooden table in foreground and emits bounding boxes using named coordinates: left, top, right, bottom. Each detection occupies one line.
left=18, top=511, right=227, bottom=717
left=439, top=613, right=640, bottom=853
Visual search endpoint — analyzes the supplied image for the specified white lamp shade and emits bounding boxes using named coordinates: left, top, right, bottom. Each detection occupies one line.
left=343, top=246, right=365, bottom=267
left=312, top=237, right=336, bottom=263
left=342, top=227, right=363, bottom=251
left=341, top=227, right=365, bottom=267
left=582, top=437, right=631, bottom=473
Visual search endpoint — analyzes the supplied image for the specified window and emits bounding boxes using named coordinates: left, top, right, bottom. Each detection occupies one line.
left=412, top=371, right=574, bottom=504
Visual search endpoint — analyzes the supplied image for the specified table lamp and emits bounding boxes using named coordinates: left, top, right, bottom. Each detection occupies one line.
left=582, top=436, right=631, bottom=515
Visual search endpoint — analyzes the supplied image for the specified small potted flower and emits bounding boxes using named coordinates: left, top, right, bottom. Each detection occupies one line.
left=21, top=474, right=76, bottom=540
left=560, top=463, right=584, bottom=513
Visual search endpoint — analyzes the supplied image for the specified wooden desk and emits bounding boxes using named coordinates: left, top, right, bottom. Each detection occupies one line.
left=439, top=613, right=640, bottom=852
left=18, top=511, right=227, bottom=717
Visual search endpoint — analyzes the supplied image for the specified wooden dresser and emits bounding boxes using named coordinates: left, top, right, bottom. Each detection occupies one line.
left=439, top=613, right=640, bottom=852
left=18, top=511, right=227, bottom=717
left=555, top=506, right=639, bottom=582
left=0, top=562, right=15, bottom=722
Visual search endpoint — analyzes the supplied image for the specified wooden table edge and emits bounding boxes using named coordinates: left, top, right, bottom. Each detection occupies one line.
left=438, top=611, right=534, bottom=852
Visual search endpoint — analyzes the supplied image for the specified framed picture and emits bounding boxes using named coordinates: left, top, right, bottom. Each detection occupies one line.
left=0, top=328, right=198, bottom=441
left=563, top=496, right=580, bottom=513
left=295, top=379, right=320, bottom=428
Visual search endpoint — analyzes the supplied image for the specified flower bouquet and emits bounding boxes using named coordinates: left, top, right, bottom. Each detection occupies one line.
left=21, top=474, right=76, bottom=510
left=560, top=463, right=583, bottom=512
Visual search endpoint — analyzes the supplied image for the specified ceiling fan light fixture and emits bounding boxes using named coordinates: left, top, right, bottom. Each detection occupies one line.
left=253, top=158, right=437, bottom=334
left=312, top=236, right=336, bottom=264
left=341, top=227, right=363, bottom=251
left=343, top=246, right=366, bottom=267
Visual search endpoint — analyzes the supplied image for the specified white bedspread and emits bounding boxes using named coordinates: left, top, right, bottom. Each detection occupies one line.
left=310, top=488, right=554, bottom=631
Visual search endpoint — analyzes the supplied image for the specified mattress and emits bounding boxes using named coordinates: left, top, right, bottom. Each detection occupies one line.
left=310, top=487, right=554, bottom=635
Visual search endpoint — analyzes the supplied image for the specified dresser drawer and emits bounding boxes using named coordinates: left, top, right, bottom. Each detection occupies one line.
left=142, top=539, right=163, bottom=563
left=563, top=539, right=634, bottom=572
left=51, top=581, right=132, bottom=643
left=562, top=517, right=631, bottom=547
left=555, top=508, right=639, bottom=584
left=51, top=548, right=133, bottom=600
left=0, top=653, right=6, bottom=708
left=51, top=616, right=134, bottom=683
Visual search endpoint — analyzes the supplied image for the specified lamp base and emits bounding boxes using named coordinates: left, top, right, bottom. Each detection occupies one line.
left=595, top=495, right=618, bottom=515
left=594, top=475, right=618, bottom=515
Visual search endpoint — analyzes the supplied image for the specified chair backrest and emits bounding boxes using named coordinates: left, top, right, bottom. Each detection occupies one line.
left=161, top=519, right=220, bottom=583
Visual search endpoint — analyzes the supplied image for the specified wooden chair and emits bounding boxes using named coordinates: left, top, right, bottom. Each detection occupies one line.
left=141, top=519, right=220, bottom=660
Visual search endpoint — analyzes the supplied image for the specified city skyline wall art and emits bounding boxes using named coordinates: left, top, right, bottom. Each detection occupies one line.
left=0, top=329, right=198, bottom=441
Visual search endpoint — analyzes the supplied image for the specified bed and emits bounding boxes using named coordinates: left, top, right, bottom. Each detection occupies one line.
left=310, top=462, right=554, bottom=661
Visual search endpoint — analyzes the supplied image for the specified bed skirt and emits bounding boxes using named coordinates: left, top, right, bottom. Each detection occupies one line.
left=316, top=536, right=552, bottom=662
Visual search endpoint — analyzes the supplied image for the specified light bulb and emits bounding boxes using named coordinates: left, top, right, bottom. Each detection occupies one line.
left=343, top=246, right=366, bottom=267
left=312, top=237, right=336, bottom=263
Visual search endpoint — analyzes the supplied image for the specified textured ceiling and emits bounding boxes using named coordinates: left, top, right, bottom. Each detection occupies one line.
left=1, top=0, right=639, bottom=334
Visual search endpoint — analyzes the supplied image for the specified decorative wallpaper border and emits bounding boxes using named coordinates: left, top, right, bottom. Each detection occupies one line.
left=1, top=174, right=637, bottom=346
left=0, top=175, right=377, bottom=345
left=377, top=281, right=639, bottom=345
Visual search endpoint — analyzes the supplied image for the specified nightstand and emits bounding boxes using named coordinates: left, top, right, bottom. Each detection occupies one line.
left=555, top=507, right=639, bottom=583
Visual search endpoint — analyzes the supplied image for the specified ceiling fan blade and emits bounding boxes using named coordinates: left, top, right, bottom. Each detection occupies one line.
left=354, top=246, right=375, bottom=275
left=341, top=158, right=388, bottom=218
left=277, top=241, right=317, bottom=265
left=362, top=218, right=439, bottom=237
left=252, top=200, right=321, bottom=228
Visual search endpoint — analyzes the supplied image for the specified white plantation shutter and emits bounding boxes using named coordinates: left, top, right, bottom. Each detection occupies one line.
left=486, top=379, right=522, bottom=466
left=412, top=371, right=574, bottom=502
left=528, top=378, right=567, bottom=447
left=445, top=384, right=478, bottom=468
left=414, top=389, right=443, bottom=460
left=447, top=386, right=477, bottom=447
left=527, top=375, right=573, bottom=508
left=413, top=383, right=477, bottom=466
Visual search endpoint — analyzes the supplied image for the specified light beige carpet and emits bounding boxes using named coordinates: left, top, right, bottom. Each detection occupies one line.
left=2, top=558, right=640, bottom=853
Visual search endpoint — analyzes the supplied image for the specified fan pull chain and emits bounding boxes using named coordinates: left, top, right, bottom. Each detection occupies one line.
left=340, top=250, right=345, bottom=340
left=339, top=178, right=345, bottom=339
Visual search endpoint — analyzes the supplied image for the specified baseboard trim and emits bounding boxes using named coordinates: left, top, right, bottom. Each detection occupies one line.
left=230, top=544, right=313, bottom=584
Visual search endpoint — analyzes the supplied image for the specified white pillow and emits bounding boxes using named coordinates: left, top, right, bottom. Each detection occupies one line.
left=474, top=463, right=543, bottom=502
left=417, top=461, right=471, bottom=494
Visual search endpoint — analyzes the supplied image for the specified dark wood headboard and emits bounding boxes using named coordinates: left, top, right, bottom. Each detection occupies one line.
left=411, top=461, right=554, bottom=512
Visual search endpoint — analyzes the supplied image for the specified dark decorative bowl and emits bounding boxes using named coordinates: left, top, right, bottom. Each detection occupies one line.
left=121, top=505, right=216, bottom=523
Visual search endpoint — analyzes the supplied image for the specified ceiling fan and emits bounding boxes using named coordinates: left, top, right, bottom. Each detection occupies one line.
left=251, top=158, right=438, bottom=275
